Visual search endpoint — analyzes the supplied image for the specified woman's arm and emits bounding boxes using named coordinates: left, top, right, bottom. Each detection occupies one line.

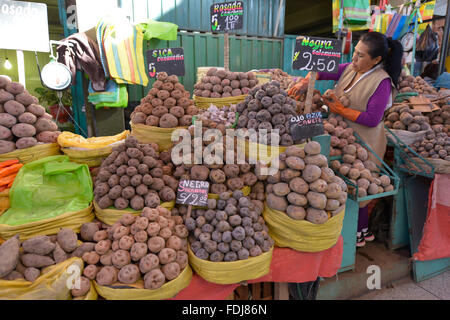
left=355, top=78, right=391, bottom=127
left=317, top=63, right=351, bottom=81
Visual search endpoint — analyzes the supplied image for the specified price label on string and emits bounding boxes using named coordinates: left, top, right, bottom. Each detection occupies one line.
left=176, top=180, right=210, bottom=207
left=292, top=36, right=342, bottom=73
left=290, top=112, right=324, bottom=142
left=146, top=47, right=185, bottom=78
left=210, top=1, right=244, bottom=32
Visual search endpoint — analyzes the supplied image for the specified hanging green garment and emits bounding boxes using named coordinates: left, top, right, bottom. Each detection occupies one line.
left=136, top=20, right=178, bottom=41
left=0, top=155, right=93, bottom=226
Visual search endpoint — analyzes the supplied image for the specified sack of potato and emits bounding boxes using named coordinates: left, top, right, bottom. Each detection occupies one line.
left=259, top=141, right=346, bottom=252
left=193, top=104, right=238, bottom=129
left=83, top=207, right=192, bottom=300
left=193, top=69, right=258, bottom=109
left=130, top=72, right=197, bottom=150
left=93, top=136, right=178, bottom=221
left=0, top=76, right=61, bottom=162
left=186, top=191, right=274, bottom=284
left=408, top=125, right=450, bottom=168
left=0, top=230, right=97, bottom=300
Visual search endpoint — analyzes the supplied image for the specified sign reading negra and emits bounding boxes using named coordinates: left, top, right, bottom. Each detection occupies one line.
left=0, top=0, right=49, bottom=52
left=210, top=1, right=244, bottom=32
left=176, top=180, right=210, bottom=207
left=146, top=47, right=185, bottom=78
left=292, top=36, right=342, bottom=74
left=290, top=112, right=324, bottom=142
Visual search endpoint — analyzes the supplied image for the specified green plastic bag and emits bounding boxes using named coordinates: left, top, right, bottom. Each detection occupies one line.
left=136, top=20, right=178, bottom=41
left=0, top=155, right=93, bottom=226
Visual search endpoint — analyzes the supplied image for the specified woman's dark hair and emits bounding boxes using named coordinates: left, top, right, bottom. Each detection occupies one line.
left=360, top=32, right=403, bottom=88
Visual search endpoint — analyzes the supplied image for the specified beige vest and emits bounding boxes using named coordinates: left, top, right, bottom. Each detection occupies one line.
left=335, top=66, right=394, bottom=164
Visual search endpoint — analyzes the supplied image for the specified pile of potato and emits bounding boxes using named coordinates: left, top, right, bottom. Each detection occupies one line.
left=0, top=76, right=61, bottom=154
left=185, top=191, right=273, bottom=261
left=0, top=229, right=95, bottom=297
left=236, top=80, right=298, bottom=146
left=409, top=125, right=450, bottom=160
left=426, top=105, right=450, bottom=130
left=323, top=114, right=356, bottom=157
left=398, top=72, right=438, bottom=95
left=94, top=136, right=178, bottom=210
left=79, top=206, right=189, bottom=290
left=295, top=89, right=327, bottom=114
left=194, top=104, right=237, bottom=128
left=193, top=69, right=258, bottom=98
left=263, top=141, right=347, bottom=224
left=384, top=104, right=431, bottom=132
left=130, top=72, right=198, bottom=128
left=268, top=69, right=293, bottom=91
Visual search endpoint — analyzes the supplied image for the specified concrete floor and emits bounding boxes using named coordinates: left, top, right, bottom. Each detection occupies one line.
left=353, top=270, right=450, bottom=300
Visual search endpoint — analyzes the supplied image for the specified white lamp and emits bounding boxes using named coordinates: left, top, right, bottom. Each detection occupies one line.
left=4, top=58, right=12, bottom=70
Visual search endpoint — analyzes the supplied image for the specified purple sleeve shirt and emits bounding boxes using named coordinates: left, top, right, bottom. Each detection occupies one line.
left=317, top=63, right=392, bottom=127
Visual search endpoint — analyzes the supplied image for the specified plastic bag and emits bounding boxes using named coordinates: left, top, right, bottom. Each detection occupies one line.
left=0, top=156, right=93, bottom=227
left=136, top=20, right=178, bottom=41
left=415, top=25, right=439, bottom=62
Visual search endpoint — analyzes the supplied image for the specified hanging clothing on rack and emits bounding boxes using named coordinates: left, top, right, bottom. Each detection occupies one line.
left=56, top=32, right=107, bottom=92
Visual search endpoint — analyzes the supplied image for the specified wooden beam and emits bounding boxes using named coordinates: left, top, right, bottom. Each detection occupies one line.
left=284, top=1, right=331, bottom=32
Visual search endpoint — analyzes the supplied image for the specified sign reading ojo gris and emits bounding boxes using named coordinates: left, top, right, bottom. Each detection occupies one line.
left=210, top=1, right=244, bottom=32
left=0, top=0, right=49, bottom=52
left=290, top=112, right=324, bottom=141
left=292, top=36, right=342, bottom=74
left=146, top=47, right=185, bottom=78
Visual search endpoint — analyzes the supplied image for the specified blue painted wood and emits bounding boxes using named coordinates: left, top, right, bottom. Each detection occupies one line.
left=126, top=0, right=285, bottom=38
left=389, top=171, right=410, bottom=250
left=403, top=174, right=450, bottom=282
left=339, top=198, right=359, bottom=272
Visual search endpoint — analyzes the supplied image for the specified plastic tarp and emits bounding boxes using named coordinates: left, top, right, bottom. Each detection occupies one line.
left=136, top=20, right=178, bottom=41
left=171, top=237, right=343, bottom=300
left=0, top=156, right=93, bottom=226
left=413, top=174, right=450, bottom=261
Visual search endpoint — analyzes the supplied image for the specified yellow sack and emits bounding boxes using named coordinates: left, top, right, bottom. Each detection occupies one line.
left=94, top=200, right=175, bottom=225
left=263, top=205, right=345, bottom=253
left=0, top=143, right=61, bottom=164
left=0, top=257, right=84, bottom=300
left=237, top=137, right=306, bottom=164
left=61, top=146, right=113, bottom=167
left=254, top=72, right=271, bottom=85
left=0, top=204, right=94, bottom=241
left=188, top=246, right=273, bottom=285
left=130, top=123, right=187, bottom=151
left=193, top=94, right=247, bottom=109
left=57, top=130, right=129, bottom=149
left=93, top=265, right=193, bottom=300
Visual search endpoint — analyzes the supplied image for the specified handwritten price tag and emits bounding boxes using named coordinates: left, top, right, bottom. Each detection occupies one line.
left=176, top=180, right=210, bottom=207
left=290, top=112, right=325, bottom=142
left=210, top=1, right=244, bottom=32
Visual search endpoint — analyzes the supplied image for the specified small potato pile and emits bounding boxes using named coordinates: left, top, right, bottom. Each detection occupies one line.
left=94, top=136, right=178, bottom=210
left=412, top=76, right=438, bottom=95
left=323, top=114, right=357, bottom=157
left=79, top=206, right=189, bottom=290
left=264, top=141, right=347, bottom=224
left=131, top=72, right=198, bottom=128
left=236, top=80, right=298, bottom=146
left=185, top=191, right=274, bottom=261
left=193, top=69, right=258, bottom=98
left=397, top=72, right=416, bottom=93
left=0, top=229, right=94, bottom=297
left=268, top=69, right=293, bottom=91
left=0, top=76, right=61, bottom=154
left=427, top=105, right=450, bottom=129
left=384, top=104, right=431, bottom=132
left=295, top=89, right=327, bottom=114
left=409, top=125, right=450, bottom=160
left=194, top=104, right=237, bottom=128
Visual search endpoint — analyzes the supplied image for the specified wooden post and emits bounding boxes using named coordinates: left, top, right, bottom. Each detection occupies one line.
left=224, top=32, right=230, bottom=71
left=303, top=71, right=317, bottom=114
left=186, top=205, right=192, bottom=219
left=274, top=283, right=289, bottom=300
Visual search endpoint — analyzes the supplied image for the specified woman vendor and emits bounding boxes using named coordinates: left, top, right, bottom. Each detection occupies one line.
left=289, top=31, right=403, bottom=247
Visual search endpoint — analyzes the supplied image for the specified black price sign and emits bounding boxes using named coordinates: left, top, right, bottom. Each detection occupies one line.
left=210, top=1, right=244, bottom=32
left=292, top=36, right=342, bottom=74
left=176, top=180, right=210, bottom=207
left=290, top=112, right=324, bottom=142
left=146, top=47, right=185, bottom=78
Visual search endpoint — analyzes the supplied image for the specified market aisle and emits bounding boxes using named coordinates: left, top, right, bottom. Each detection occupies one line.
left=353, top=270, right=450, bottom=300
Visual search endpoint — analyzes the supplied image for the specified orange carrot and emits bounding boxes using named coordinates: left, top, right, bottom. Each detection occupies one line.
left=0, top=173, right=17, bottom=186
left=0, top=159, right=19, bottom=169
left=7, top=179, right=14, bottom=188
left=0, top=163, right=23, bottom=178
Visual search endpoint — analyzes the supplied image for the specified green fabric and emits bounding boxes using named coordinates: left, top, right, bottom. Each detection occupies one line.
left=136, top=19, right=178, bottom=41
left=94, top=85, right=128, bottom=109
left=0, top=155, right=93, bottom=226
left=343, top=0, right=370, bottom=24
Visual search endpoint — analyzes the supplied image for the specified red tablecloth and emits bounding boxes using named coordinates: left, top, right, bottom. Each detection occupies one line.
left=172, top=236, right=343, bottom=300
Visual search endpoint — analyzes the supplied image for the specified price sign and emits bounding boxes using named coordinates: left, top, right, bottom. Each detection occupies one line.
left=292, top=36, right=342, bottom=74
left=290, top=112, right=324, bottom=142
left=210, top=1, right=244, bottom=32
left=176, top=180, right=210, bottom=207
left=146, top=47, right=185, bottom=78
